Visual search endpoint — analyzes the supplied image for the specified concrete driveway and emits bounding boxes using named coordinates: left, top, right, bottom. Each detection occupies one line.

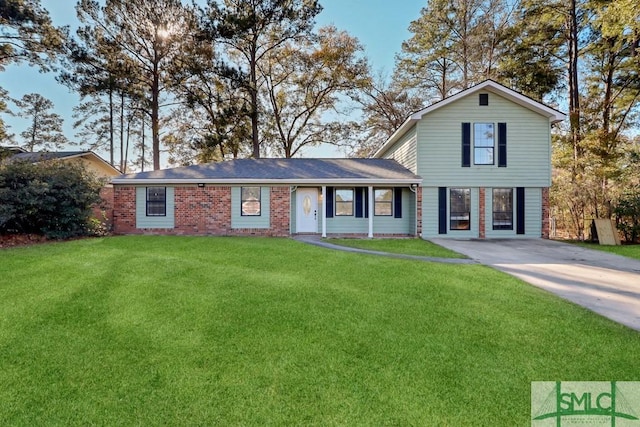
left=430, top=238, right=640, bottom=331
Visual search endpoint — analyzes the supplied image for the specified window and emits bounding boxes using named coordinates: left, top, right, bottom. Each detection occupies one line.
left=479, top=93, right=489, bottom=106
left=450, top=188, right=470, bottom=230
left=335, top=188, right=354, bottom=216
left=241, top=186, right=261, bottom=216
left=493, top=188, right=513, bottom=230
left=474, top=123, right=495, bottom=165
left=374, top=188, right=393, bottom=216
left=146, top=187, right=166, bottom=216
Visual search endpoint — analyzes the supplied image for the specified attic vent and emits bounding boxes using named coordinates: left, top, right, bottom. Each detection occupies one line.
left=479, top=93, right=489, bottom=105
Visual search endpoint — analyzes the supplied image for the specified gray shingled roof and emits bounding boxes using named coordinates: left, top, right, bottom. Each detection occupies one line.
left=10, top=151, right=88, bottom=162
left=113, top=158, right=421, bottom=184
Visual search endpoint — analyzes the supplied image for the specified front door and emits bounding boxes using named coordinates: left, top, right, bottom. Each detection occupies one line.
left=296, top=188, right=318, bottom=233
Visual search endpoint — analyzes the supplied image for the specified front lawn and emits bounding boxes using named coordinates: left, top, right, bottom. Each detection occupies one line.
left=325, top=237, right=464, bottom=258
left=1, top=236, right=639, bottom=425
left=569, top=241, right=640, bottom=260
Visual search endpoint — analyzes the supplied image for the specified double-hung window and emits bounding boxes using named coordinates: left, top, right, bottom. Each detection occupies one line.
left=241, top=186, right=261, bottom=216
left=492, top=188, right=513, bottom=230
left=146, top=187, right=166, bottom=216
left=474, top=123, right=495, bottom=165
left=374, top=188, right=393, bottom=216
left=335, top=188, right=354, bottom=216
left=450, top=188, right=470, bottom=230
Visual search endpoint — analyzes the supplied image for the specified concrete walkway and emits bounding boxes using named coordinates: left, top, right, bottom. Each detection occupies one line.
left=293, top=235, right=475, bottom=264
left=431, top=238, right=640, bottom=331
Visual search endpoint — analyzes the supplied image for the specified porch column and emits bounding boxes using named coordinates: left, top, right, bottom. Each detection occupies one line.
left=368, top=186, right=374, bottom=238
left=322, top=185, right=327, bottom=238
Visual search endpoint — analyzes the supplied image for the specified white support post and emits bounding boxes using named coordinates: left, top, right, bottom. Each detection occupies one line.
left=368, top=186, right=374, bottom=238
left=322, top=186, right=327, bottom=238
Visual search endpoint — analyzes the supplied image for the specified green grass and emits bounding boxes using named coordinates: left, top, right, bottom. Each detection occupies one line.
left=569, top=241, right=640, bottom=260
left=1, top=236, right=639, bottom=425
left=325, top=237, right=465, bottom=258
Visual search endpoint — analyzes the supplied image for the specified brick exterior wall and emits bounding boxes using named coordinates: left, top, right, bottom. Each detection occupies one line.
left=416, top=187, right=423, bottom=236
left=270, top=186, right=290, bottom=236
left=541, top=187, right=550, bottom=239
left=478, top=187, right=486, bottom=239
left=113, top=185, right=291, bottom=237
left=113, top=186, right=136, bottom=233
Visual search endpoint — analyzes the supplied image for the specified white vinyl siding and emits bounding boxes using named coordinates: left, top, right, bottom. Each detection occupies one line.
left=136, top=186, right=175, bottom=229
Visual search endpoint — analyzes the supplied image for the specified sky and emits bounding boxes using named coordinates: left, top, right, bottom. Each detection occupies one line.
left=1, top=0, right=426, bottom=160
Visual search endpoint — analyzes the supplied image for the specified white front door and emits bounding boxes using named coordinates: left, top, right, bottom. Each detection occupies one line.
left=296, top=188, right=318, bottom=233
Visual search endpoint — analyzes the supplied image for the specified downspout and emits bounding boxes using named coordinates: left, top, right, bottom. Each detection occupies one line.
left=410, top=184, right=419, bottom=237
left=290, top=186, right=297, bottom=235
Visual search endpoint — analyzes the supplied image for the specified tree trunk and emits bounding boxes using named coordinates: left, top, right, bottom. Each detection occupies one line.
left=568, top=0, right=581, bottom=169
left=250, top=44, right=260, bottom=159
left=152, top=59, right=161, bottom=170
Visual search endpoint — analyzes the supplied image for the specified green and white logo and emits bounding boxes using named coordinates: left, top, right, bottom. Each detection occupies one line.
left=532, top=382, right=640, bottom=426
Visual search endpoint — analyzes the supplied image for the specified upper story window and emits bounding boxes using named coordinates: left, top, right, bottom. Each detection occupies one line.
left=474, top=123, right=495, bottom=165
left=450, top=188, right=470, bottom=230
left=479, top=93, right=489, bottom=106
left=146, top=187, right=166, bottom=216
left=335, top=188, right=354, bottom=216
left=374, top=188, right=393, bottom=216
left=241, top=186, right=261, bottom=216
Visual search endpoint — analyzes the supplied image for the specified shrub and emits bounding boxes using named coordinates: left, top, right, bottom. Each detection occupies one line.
left=0, top=160, right=103, bottom=239
left=613, top=189, right=640, bottom=243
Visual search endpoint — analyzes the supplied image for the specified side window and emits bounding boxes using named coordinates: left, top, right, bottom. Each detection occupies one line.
left=474, top=123, right=495, bottom=165
left=146, top=187, right=166, bottom=216
left=335, top=188, right=354, bottom=216
left=241, top=186, right=261, bottom=216
left=374, top=188, right=393, bottom=216
left=492, top=188, right=513, bottom=230
left=450, top=188, right=470, bottom=230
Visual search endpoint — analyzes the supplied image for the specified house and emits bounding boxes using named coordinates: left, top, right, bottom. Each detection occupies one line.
left=112, top=158, right=422, bottom=237
left=111, top=80, right=565, bottom=239
left=7, top=150, right=121, bottom=181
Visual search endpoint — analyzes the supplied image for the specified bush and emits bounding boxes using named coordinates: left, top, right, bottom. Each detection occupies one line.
left=0, top=160, right=103, bottom=239
left=614, top=189, right=640, bottom=243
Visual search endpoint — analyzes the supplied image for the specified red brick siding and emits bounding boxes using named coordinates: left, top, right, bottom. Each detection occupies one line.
left=92, top=186, right=114, bottom=230
left=113, top=186, right=136, bottom=233
left=416, top=187, right=422, bottom=236
left=113, top=185, right=291, bottom=237
left=478, top=187, right=486, bottom=239
left=541, top=187, right=550, bottom=239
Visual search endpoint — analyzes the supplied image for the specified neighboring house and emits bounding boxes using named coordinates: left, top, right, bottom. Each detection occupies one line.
left=111, top=80, right=565, bottom=239
left=375, top=80, right=565, bottom=239
left=8, top=151, right=121, bottom=182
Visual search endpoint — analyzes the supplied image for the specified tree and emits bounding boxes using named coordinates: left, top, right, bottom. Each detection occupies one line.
left=346, top=73, right=424, bottom=158
left=15, top=93, right=67, bottom=152
left=73, top=0, right=197, bottom=170
left=0, top=0, right=67, bottom=72
left=0, top=87, right=13, bottom=142
left=261, top=25, right=369, bottom=158
left=0, top=160, right=102, bottom=238
left=201, top=0, right=322, bottom=158
left=395, top=0, right=513, bottom=100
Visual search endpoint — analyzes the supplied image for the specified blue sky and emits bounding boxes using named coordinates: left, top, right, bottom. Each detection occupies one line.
left=2, top=0, right=425, bottom=159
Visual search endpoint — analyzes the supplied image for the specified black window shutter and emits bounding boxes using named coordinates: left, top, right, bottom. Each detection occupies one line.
left=438, top=187, right=447, bottom=234
left=498, top=123, right=507, bottom=167
left=462, top=123, right=471, bottom=167
left=355, top=188, right=363, bottom=218
left=326, top=187, right=334, bottom=218
left=516, top=187, right=525, bottom=234
left=394, top=188, right=402, bottom=218
left=364, top=189, right=369, bottom=218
